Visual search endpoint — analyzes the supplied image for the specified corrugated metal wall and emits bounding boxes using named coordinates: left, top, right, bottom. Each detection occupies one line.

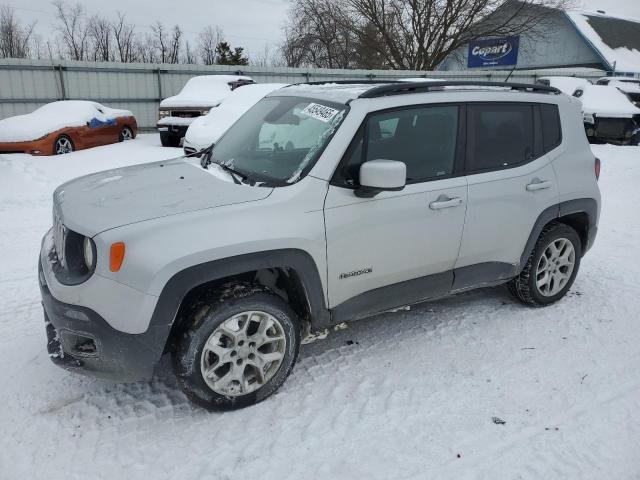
left=0, top=58, right=606, bottom=130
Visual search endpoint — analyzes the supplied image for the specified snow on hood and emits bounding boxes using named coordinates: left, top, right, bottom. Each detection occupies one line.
left=608, top=79, right=640, bottom=94
left=0, top=100, right=132, bottom=143
left=54, top=156, right=272, bottom=237
left=577, top=85, right=640, bottom=117
left=184, top=83, right=289, bottom=149
left=538, top=76, right=592, bottom=96
left=160, top=75, right=253, bottom=108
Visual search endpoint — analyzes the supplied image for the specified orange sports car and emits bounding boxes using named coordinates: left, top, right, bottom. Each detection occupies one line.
left=0, top=101, right=137, bottom=155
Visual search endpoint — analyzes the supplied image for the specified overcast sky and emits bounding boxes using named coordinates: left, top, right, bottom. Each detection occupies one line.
left=8, top=0, right=640, bottom=59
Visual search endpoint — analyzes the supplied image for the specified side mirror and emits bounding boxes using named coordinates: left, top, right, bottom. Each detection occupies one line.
left=356, top=159, right=406, bottom=198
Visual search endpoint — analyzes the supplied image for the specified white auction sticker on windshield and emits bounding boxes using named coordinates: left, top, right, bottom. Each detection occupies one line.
left=301, top=103, right=339, bottom=123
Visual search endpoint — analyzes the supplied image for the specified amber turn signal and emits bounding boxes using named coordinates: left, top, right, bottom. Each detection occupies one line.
left=109, top=242, right=126, bottom=272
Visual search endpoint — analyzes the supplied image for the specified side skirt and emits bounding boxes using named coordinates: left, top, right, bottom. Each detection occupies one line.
left=329, top=262, right=516, bottom=326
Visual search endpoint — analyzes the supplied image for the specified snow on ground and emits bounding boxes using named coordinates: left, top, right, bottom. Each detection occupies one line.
left=0, top=136, right=639, bottom=479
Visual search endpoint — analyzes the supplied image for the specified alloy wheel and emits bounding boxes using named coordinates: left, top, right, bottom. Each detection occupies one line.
left=55, top=137, right=73, bottom=154
left=200, top=311, right=287, bottom=397
left=535, top=237, right=576, bottom=297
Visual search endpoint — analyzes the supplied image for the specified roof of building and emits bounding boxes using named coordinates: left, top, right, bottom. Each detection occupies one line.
left=566, top=11, right=640, bottom=72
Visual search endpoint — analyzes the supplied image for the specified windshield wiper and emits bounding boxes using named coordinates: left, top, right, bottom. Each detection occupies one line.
left=200, top=145, right=252, bottom=185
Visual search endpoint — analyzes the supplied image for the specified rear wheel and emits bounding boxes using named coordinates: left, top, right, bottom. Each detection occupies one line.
left=173, top=285, right=301, bottom=410
left=53, top=135, right=74, bottom=155
left=119, top=126, right=134, bottom=142
left=508, top=223, right=582, bottom=307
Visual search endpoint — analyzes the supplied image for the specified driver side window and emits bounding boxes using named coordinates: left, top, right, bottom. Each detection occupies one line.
left=333, top=105, right=460, bottom=187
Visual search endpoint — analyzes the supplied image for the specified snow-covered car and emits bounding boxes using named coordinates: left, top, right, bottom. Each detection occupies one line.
left=183, top=83, right=289, bottom=156
left=573, top=85, right=640, bottom=145
left=0, top=101, right=136, bottom=155
left=157, top=75, right=253, bottom=147
left=536, top=76, right=592, bottom=96
left=596, top=77, right=640, bottom=107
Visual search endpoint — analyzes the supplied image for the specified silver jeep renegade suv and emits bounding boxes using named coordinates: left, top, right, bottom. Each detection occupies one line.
left=39, top=81, right=601, bottom=410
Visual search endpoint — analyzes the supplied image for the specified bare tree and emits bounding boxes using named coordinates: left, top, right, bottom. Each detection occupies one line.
left=0, top=5, right=36, bottom=58
left=282, top=0, right=574, bottom=70
left=183, top=40, right=196, bottom=64
left=135, top=33, right=157, bottom=63
left=150, top=21, right=168, bottom=63
left=88, top=15, right=112, bottom=61
left=168, top=25, right=182, bottom=64
left=112, top=12, right=136, bottom=62
left=281, top=0, right=356, bottom=68
left=198, top=25, right=224, bottom=65
left=53, top=0, right=90, bottom=60
left=251, top=44, right=284, bottom=67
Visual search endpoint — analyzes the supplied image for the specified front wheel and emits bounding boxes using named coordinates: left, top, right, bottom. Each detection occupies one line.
left=508, top=223, right=582, bottom=307
left=173, top=285, right=301, bottom=410
left=119, top=126, right=134, bottom=142
left=53, top=135, right=74, bottom=155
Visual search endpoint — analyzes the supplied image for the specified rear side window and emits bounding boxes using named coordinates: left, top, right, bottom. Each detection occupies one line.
left=540, top=104, right=562, bottom=152
left=467, top=104, right=534, bottom=173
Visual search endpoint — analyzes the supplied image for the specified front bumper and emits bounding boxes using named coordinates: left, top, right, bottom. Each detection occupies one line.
left=157, top=124, right=190, bottom=139
left=39, top=256, right=169, bottom=383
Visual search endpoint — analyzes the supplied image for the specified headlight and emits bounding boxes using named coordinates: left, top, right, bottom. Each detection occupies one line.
left=158, top=110, right=170, bottom=119
left=83, top=237, right=95, bottom=270
left=200, top=109, right=210, bottom=116
left=583, top=113, right=595, bottom=124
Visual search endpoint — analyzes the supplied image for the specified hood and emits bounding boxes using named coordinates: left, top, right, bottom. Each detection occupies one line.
left=579, top=85, right=640, bottom=117
left=54, top=157, right=272, bottom=237
left=160, top=75, right=252, bottom=109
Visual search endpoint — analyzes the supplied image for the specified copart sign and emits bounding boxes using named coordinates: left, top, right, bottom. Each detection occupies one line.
left=467, top=36, right=520, bottom=68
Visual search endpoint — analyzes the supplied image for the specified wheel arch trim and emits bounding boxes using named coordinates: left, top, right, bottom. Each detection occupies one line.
left=148, top=248, right=330, bottom=342
left=519, top=198, right=598, bottom=272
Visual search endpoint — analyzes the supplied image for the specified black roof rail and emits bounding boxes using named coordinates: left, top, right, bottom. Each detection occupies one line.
left=358, top=81, right=562, bottom=98
left=295, top=79, right=405, bottom=86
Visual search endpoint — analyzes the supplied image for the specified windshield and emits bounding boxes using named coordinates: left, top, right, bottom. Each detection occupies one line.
left=209, top=96, right=347, bottom=185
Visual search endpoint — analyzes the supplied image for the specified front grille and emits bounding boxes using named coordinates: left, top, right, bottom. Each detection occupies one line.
left=596, top=118, right=630, bottom=138
left=169, top=110, right=201, bottom=118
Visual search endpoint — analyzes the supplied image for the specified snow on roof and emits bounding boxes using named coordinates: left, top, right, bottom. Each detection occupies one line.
left=185, top=83, right=290, bottom=147
left=566, top=11, right=640, bottom=72
left=272, top=83, right=385, bottom=104
left=0, top=100, right=132, bottom=143
left=577, top=85, right=640, bottom=117
left=160, top=75, right=253, bottom=108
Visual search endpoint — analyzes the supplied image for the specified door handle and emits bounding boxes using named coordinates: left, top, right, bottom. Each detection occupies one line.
left=526, top=179, right=552, bottom=191
left=429, top=195, right=463, bottom=210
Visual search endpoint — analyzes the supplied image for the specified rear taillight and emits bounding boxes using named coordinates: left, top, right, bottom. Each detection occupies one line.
left=594, top=157, right=601, bottom=181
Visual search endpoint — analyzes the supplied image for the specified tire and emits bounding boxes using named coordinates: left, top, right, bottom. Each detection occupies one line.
left=53, top=135, right=74, bottom=155
left=160, top=131, right=180, bottom=147
left=173, top=284, right=301, bottom=411
left=119, top=126, right=134, bottom=142
left=508, top=223, right=582, bottom=307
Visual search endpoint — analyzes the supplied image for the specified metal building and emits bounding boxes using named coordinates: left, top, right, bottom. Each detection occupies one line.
left=440, top=4, right=640, bottom=75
